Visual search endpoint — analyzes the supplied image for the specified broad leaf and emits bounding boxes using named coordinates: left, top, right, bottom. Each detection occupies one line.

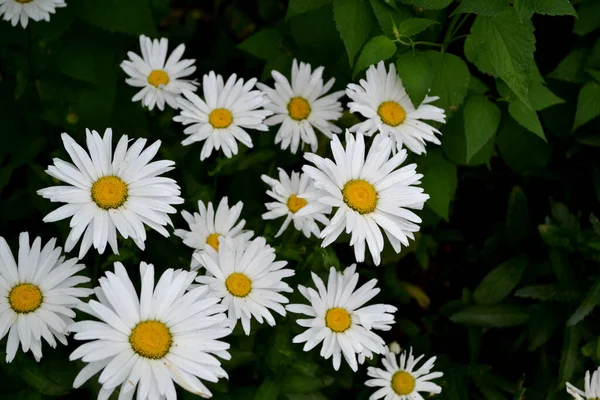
left=396, top=51, right=433, bottom=107
left=397, top=18, right=439, bottom=37
left=515, top=0, right=577, bottom=18
left=574, top=1, right=600, bottom=36
left=353, top=36, right=397, bottom=77
left=567, top=280, right=600, bottom=326
left=333, top=0, right=378, bottom=66
left=496, top=119, right=551, bottom=175
left=473, top=255, right=527, bottom=305
left=419, top=150, right=457, bottom=221
left=463, top=95, right=501, bottom=161
left=451, top=305, right=530, bottom=327
left=573, top=81, right=600, bottom=131
left=400, top=0, right=453, bottom=10
left=452, top=0, right=509, bottom=16
left=286, top=0, right=332, bottom=19
left=508, top=101, right=545, bottom=140
left=548, top=49, right=589, bottom=83
left=74, top=0, right=156, bottom=35
left=369, top=0, right=411, bottom=38
left=238, top=29, right=284, bottom=61
left=425, top=51, right=471, bottom=113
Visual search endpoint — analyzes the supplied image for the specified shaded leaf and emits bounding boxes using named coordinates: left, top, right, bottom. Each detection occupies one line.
left=396, top=51, right=433, bottom=106
left=573, top=81, right=600, bottom=131
left=286, top=0, right=332, bottom=19
left=567, top=280, right=600, bottom=326
left=397, top=18, right=439, bottom=37
left=463, top=95, right=501, bottom=161
left=451, top=305, right=530, bottom=327
left=419, top=149, right=457, bottom=221
left=333, top=0, right=378, bottom=66
left=452, top=0, right=509, bottom=16
left=238, top=29, right=284, bottom=61
left=425, top=50, right=471, bottom=113
left=353, top=36, right=397, bottom=77
left=474, top=255, right=527, bottom=305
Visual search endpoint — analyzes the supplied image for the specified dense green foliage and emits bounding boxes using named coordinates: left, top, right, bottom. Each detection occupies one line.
left=0, top=0, right=600, bottom=399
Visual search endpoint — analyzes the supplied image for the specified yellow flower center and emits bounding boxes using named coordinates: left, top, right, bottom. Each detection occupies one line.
left=209, top=108, right=233, bottom=129
left=206, top=233, right=220, bottom=251
left=147, top=70, right=170, bottom=88
left=129, top=320, right=172, bottom=359
left=378, top=101, right=406, bottom=126
left=342, top=179, right=377, bottom=214
left=288, top=97, right=311, bottom=121
left=91, top=176, right=128, bottom=210
left=325, top=307, right=351, bottom=333
left=9, top=283, right=43, bottom=314
left=287, top=194, right=307, bottom=213
left=391, top=371, right=416, bottom=395
left=225, top=273, right=252, bottom=297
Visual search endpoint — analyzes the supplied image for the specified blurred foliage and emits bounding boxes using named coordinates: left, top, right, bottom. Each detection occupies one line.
left=0, top=0, right=600, bottom=399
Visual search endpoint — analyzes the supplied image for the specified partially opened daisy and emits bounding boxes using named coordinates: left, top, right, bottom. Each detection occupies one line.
left=366, top=347, right=443, bottom=399
left=567, top=367, right=600, bottom=400
left=175, top=197, right=254, bottom=270
left=346, top=61, right=446, bottom=155
left=174, top=72, right=272, bottom=160
left=287, top=265, right=396, bottom=371
left=0, top=0, right=65, bottom=28
left=38, top=128, right=183, bottom=258
left=0, top=232, right=92, bottom=362
left=258, top=59, right=344, bottom=154
left=298, top=131, right=429, bottom=265
left=69, top=262, right=231, bottom=399
left=261, top=169, right=331, bottom=238
left=120, top=34, right=197, bottom=111
left=195, top=236, right=294, bottom=335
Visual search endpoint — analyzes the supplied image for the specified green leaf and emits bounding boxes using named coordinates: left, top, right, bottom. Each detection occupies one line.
left=515, top=0, right=577, bottom=18
left=464, top=10, right=536, bottom=107
left=548, top=49, right=589, bottom=83
left=419, top=149, right=457, bottom=221
left=289, top=4, right=343, bottom=63
left=574, top=1, right=600, bottom=36
left=587, top=69, right=600, bottom=85
left=238, top=29, right=284, bottom=61
left=397, top=18, right=439, bottom=37
left=508, top=100, right=545, bottom=140
left=528, top=306, right=561, bottom=351
left=515, top=285, right=580, bottom=302
left=253, top=379, right=279, bottom=400
left=442, top=111, right=496, bottom=166
left=400, top=0, right=453, bottom=10
left=558, top=327, right=580, bottom=386
left=333, top=0, right=377, bottom=66
left=473, top=255, right=527, bottom=305
left=463, top=95, right=501, bottom=161
left=567, top=280, right=600, bottom=326
left=285, top=0, right=332, bottom=19
left=506, top=186, right=531, bottom=244
left=353, top=36, right=397, bottom=77
left=369, top=0, right=411, bottom=37
left=496, top=119, right=551, bottom=175
left=573, top=81, right=600, bottom=131
left=16, top=357, right=70, bottom=396
left=451, top=305, right=530, bottom=327
left=452, top=0, right=509, bottom=16
left=74, top=0, right=156, bottom=35
left=396, top=51, right=433, bottom=106
left=425, top=50, right=471, bottom=113
left=528, top=82, right=564, bottom=110
left=280, top=374, right=334, bottom=394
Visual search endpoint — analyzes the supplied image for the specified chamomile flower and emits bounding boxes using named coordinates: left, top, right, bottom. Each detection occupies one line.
left=346, top=61, right=446, bottom=155
left=195, top=236, right=294, bottom=335
left=567, top=367, right=600, bottom=400
left=258, top=59, right=344, bottom=154
left=0, top=232, right=92, bottom=362
left=366, top=347, right=443, bottom=399
left=0, top=0, right=65, bottom=29
left=299, top=131, right=429, bottom=266
left=38, top=128, right=183, bottom=258
left=286, top=265, right=397, bottom=371
left=175, top=197, right=254, bottom=270
left=261, top=169, right=331, bottom=238
left=174, top=72, right=272, bottom=160
left=120, top=34, right=197, bottom=111
left=69, top=262, right=232, bottom=400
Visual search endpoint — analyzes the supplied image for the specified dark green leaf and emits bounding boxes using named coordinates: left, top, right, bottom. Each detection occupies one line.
left=506, top=186, right=531, bottom=244
left=353, top=36, right=397, bottom=77
left=451, top=305, right=530, bottom=327
left=280, top=374, right=334, bottom=394
left=253, top=379, right=279, bottom=400
left=396, top=51, right=433, bottom=106
left=574, top=1, right=600, bottom=36
left=567, top=280, right=600, bottom=326
left=508, top=100, right=545, bottom=140
left=16, top=357, right=70, bottom=396
left=442, top=111, right=496, bottom=166
left=425, top=50, right=471, bottom=113
left=548, top=49, right=589, bottom=83
left=573, top=81, right=600, bottom=131
left=528, top=306, right=561, bottom=350
left=452, top=0, right=509, bottom=16
left=397, top=18, right=439, bottom=37
left=515, top=285, right=580, bottom=303
left=238, top=29, right=284, bottom=61
left=515, top=0, right=577, bottom=18
left=473, top=255, right=527, bottom=305
left=419, top=149, right=458, bottom=221
left=369, top=0, right=411, bottom=37
left=496, top=119, right=551, bottom=175
left=528, top=82, right=564, bottom=110
left=587, top=69, right=600, bottom=85
left=463, top=95, right=501, bottom=161
left=400, top=0, right=453, bottom=10
left=558, top=327, right=580, bottom=386
left=333, top=0, right=378, bottom=66
left=75, top=0, right=156, bottom=35
left=286, top=0, right=332, bottom=19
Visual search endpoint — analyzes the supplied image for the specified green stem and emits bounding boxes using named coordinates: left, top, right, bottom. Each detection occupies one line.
left=412, top=41, right=444, bottom=48
left=448, top=34, right=469, bottom=44
left=441, top=14, right=459, bottom=52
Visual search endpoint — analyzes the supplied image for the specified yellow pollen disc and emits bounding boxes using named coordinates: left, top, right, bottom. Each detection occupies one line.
left=91, top=176, right=128, bottom=210
left=147, top=70, right=170, bottom=88
left=325, top=307, right=351, bottom=333
left=206, top=233, right=220, bottom=251
left=287, top=194, right=307, bottom=213
left=391, top=371, right=416, bottom=395
left=342, top=179, right=378, bottom=214
left=129, top=320, right=172, bottom=359
left=209, top=108, right=234, bottom=129
left=378, top=101, right=406, bottom=127
left=287, top=97, right=311, bottom=120
left=9, top=283, right=43, bottom=314
left=225, top=273, right=252, bottom=297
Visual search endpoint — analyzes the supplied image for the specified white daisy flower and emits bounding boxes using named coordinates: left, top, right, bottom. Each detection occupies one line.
left=346, top=61, right=446, bottom=155
left=69, top=261, right=232, bottom=400
left=120, top=34, right=197, bottom=111
left=261, top=168, right=331, bottom=238
left=567, top=367, right=600, bottom=400
left=366, top=347, right=443, bottom=399
left=195, top=236, right=294, bottom=335
left=257, top=59, right=344, bottom=154
left=175, top=197, right=254, bottom=270
left=174, top=72, right=272, bottom=160
left=0, top=0, right=65, bottom=29
left=298, top=131, right=429, bottom=266
left=286, top=265, right=397, bottom=372
left=38, top=128, right=183, bottom=258
left=0, top=232, right=92, bottom=362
